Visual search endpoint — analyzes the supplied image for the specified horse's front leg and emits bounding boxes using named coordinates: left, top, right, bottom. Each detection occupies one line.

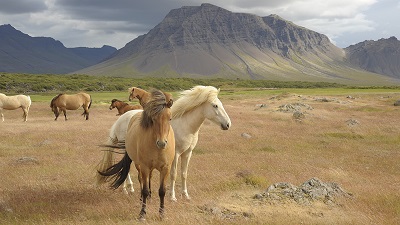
left=159, top=167, right=169, bottom=220
left=139, top=169, right=150, bottom=221
left=180, top=149, right=193, bottom=200
left=169, top=153, right=179, bottom=201
left=54, top=108, right=60, bottom=120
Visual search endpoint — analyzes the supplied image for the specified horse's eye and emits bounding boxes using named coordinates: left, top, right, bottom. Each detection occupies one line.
left=213, top=104, right=218, bottom=108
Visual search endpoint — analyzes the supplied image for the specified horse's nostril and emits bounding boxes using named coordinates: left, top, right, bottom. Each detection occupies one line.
left=226, top=123, right=230, bottom=128
left=156, top=140, right=167, bottom=149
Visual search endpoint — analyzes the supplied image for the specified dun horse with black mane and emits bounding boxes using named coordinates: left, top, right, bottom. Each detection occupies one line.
left=50, top=92, right=92, bottom=120
left=99, top=89, right=175, bottom=221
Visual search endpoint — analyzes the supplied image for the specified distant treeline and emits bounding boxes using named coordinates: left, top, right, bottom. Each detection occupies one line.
left=0, top=72, right=397, bottom=94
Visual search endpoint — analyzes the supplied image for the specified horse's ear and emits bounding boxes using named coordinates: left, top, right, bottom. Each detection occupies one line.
left=166, top=99, right=173, bottom=108
left=128, top=87, right=134, bottom=93
left=163, top=92, right=173, bottom=108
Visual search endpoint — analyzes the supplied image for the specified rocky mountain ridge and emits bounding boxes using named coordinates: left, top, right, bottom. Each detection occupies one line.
left=0, top=24, right=117, bottom=74
left=99, top=3, right=346, bottom=80
left=345, top=36, right=400, bottom=78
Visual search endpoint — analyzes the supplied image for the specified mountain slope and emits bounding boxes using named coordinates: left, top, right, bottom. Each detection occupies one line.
left=0, top=24, right=117, bottom=74
left=345, top=37, right=400, bottom=79
left=77, top=3, right=397, bottom=85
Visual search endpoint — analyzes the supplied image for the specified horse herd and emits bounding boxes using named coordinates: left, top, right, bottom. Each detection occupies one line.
left=1, top=85, right=232, bottom=221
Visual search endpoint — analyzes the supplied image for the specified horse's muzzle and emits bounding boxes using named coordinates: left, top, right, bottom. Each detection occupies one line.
left=156, top=140, right=168, bottom=149
left=221, top=123, right=230, bottom=130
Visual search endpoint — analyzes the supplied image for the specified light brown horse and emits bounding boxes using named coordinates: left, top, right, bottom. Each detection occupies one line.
left=109, top=99, right=142, bottom=116
left=128, top=87, right=151, bottom=107
left=0, top=93, right=31, bottom=122
left=50, top=92, right=92, bottom=120
left=128, top=87, right=173, bottom=108
left=98, top=90, right=175, bottom=221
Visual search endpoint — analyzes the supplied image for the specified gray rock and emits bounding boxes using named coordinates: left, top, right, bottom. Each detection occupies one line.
left=241, top=133, right=252, bottom=139
left=15, top=157, right=39, bottom=165
left=258, top=177, right=352, bottom=205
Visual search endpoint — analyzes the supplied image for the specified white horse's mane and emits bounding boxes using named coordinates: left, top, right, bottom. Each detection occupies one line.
left=171, top=85, right=219, bottom=119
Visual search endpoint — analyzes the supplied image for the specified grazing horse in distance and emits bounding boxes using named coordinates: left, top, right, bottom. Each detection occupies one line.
left=50, top=92, right=92, bottom=120
left=99, top=90, right=175, bottom=221
left=109, top=99, right=142, bottom=116
left=0, top=93, right=31, bottom=122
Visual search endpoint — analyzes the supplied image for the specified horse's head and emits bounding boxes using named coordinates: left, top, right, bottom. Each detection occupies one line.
left=109, top=99, right=119, bottom=110
left=128, top=87, right=151, bottom=107
left=141, top=90, right=173, bottom=149
left=204, top=96, right=231, bottom=130
left=128, top=87, right=137, bottom=101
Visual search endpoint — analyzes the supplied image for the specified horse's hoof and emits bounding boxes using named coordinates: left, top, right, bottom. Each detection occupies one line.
left=138, top=217, right=146, bottom=222
left=170, top=197, right=177, bottom=202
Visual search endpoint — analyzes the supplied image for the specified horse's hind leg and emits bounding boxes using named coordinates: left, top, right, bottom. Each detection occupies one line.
left=22, top=107, right=28, bottom=122
left=83, top=106, right=89, bottom=120
left=63, top=109, right=68, bottom=120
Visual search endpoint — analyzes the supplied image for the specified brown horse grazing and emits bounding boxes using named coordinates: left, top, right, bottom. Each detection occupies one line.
left=0, top=93, right=31, bottom=122
left=50, top=92, right=92, bottom=121
left=98, top=90, right=175, bottom=221
left=128, top=87, right=173, bottom=108
left=109, top=99, right=142, bottom=116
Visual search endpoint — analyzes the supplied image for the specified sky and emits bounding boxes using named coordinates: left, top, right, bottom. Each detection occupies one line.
left=0, top=0, right=399, bottom=49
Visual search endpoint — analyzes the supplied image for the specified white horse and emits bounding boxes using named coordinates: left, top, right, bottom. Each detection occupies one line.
left=0, top=93, right=31, bottom=122
left=97, top=85, right=231, bottom=201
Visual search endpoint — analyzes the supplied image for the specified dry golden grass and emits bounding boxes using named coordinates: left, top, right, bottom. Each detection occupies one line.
left=1, top=89, right=400, bottom=224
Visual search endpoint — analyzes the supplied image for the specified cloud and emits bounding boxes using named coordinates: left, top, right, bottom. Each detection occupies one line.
left=0, top=0, right=47, bottom=14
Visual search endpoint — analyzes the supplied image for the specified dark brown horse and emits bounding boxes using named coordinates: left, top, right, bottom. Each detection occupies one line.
left=98, top=90, right=175, bottom=221
left=109, top=99, right=142, bottom=116
left=50, top=92, right=92, bottom=120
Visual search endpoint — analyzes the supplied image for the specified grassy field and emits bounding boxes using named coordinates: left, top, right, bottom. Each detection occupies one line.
left=1, top=88, right=400, bottom=224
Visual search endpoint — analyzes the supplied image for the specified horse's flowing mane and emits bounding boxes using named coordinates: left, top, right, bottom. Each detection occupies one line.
left=50, top=93, right=64, bottom=108
left=141, top=90, right=169, bottom=128
left=171, top=86, right=219, bottom=119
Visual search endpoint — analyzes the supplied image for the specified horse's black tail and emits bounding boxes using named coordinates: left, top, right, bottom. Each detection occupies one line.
left=97, top=152, right=132, bottom=190
left=88, top=95, right=92, bottom=109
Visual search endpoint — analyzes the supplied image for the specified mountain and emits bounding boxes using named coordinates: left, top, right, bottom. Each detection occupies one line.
left=345, top=37, right=400, bottom=79
left=0, top=24, right=117, bottom=74
left=76, top=3, right=398, bottom=85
